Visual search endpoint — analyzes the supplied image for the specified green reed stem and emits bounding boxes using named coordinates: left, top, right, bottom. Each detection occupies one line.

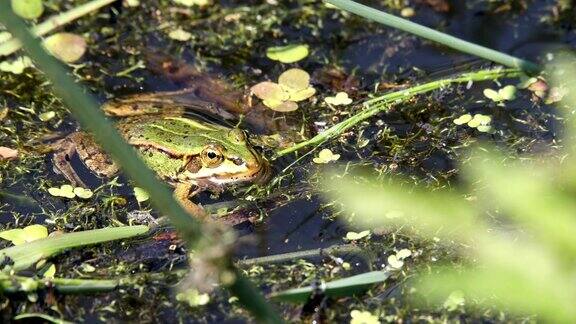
left=275, top=68, right=521, bottom=157
left=0, top=4, right=282, bottom=323
left=326, top=0, right=541, bottom=74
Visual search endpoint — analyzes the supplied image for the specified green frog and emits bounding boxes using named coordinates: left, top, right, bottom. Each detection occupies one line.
left=52, top=95, right=271, bottom=219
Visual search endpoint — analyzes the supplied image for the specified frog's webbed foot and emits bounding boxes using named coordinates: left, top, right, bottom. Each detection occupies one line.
left=174, top=183, right=209, bottom=220
left=52, top=135, right=87, bottom=187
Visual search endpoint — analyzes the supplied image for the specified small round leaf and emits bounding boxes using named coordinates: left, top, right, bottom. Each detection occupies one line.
left=278, top=68, right=310, bottom=92
left=267, top=100, right=298, bottom=112
left=250, top=82, right=289, bottom=102
left=288, top=87, right=316, bottom=102
left=44, top=33, right=87, bottom=63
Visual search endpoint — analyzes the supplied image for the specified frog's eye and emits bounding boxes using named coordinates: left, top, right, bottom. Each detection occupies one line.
left=229, top=129, right=246, bottom=143
left=201, top=144, right=224, bottom=168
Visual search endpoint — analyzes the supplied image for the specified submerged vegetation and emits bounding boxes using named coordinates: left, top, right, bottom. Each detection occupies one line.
left=0, top=0, right=575, bottom=322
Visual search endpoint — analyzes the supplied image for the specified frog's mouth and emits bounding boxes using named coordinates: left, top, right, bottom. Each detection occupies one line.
left=183, top=154, right=271, bottom=186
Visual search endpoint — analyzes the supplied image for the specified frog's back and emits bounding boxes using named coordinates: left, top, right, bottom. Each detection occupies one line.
left=116, top=116, right=226, bottom=157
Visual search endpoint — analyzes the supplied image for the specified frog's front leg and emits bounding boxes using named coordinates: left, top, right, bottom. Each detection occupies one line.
left=52, top=134, right=88, bottom=187
left=174, top=183, right=209, bottom=220
left=52, top=132, right=119, bottom=187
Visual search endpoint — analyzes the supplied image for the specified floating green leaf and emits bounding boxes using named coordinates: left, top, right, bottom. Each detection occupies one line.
left=48, top=184, right=76, bottom=199
left=0, top=56, right=33, bottom=74
left=483, top=85, right=517, bottom=102
left=270, top=271, right=391, bottom=303
left=350, top=310, right=380, bottom=324
left=387, top=254, right=404, bottom=269
left=266, top=100, right=299, bottom=112
left=278, top=68, right=310, bottom=92
left=43, top=264, right=56, bottom=278
left=266, top=44, right=309, bottom=63
left=0, top=224, right=48, bottom=246
left=176, top=289, right=211, bottom=307
left=134, top=187, right=150, bottom=203
left=345, top=230, right=370, bottom=241
left=44, top=33, right=86, bottom=63
left=0, top=229, right=26, bottom=245
left=313, top=148, right=341, bottom=164
left=73, top=187, right=93, bottom=199
left=325, top=92, right=353, bottom=106
left=396, top=248, right=412, bottom=259
left=250, top=81, right=289, bottom=102
left=454, top=113, right=493, bottom=133
left=168, top=28, right=192, bottom=41
left=251, top=68, right=315, bottom=112
left=476, top=125, right=493, bottom=133
left=11, top=0, right=44, bottom=20
left=39, top=111, right=56, bottom=122
left=453, top=114, right=472, bottom=125
left=173, top=0, right=211, bottom=7
left=288, top=87, right=316, bottom=102
left=467, top=114, right=491, bottom=128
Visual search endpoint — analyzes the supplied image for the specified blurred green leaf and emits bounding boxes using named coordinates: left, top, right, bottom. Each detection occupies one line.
left=323, top=174, right=480, bottom=241
left=463, top=150, right=576, bottom=256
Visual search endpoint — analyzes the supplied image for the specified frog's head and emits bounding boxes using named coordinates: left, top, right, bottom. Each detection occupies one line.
left=183, top=129, right=270, bottom=186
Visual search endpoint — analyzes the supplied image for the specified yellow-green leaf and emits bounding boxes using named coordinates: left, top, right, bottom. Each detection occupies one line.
left=288, top=87, right=316, bottom=102
left=278, top=68, right=310, bottom=92
left=0, top=224, right=48, bottom=246
left=0, top=229, right=26, bottom=245
left=313, top=148, right=341, bottom=164
left=173, top=0, right=211, bottom=7
left=23, top=224, right=49, bottom=242
left=325, top=92, right=352, bottom=106
left=73, top=187, right=93, bottom=199
left=44, top=33, right=87, bottom=63
left=134, top=187, right=149, bottom=203
left=250, top=81, right=289, bottom=102
left=39, top=111, right=56, bottom=122
left=176, top=289, right=211, bottom=307
left=43, top=264, right=56, bottom=278
left=48, top=184, right=76, bottom=199
left=396, top=248, right=412, bottom=260
left=266, top=44, right=309, bottom=63
left=168, top=28, right=192, bottom=41
left=267, top=100, right=298, bottom=112
left=387, top=254, right=404, bottom=269
left=453, top=113, right=472, bottom=125
left=345, top=230, right=370, bottom=241
left=11, top=0, right=44, bottom=20
left=350, top=310, right=380, bottom=324
left=0, top=56, right=33, bottom=74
